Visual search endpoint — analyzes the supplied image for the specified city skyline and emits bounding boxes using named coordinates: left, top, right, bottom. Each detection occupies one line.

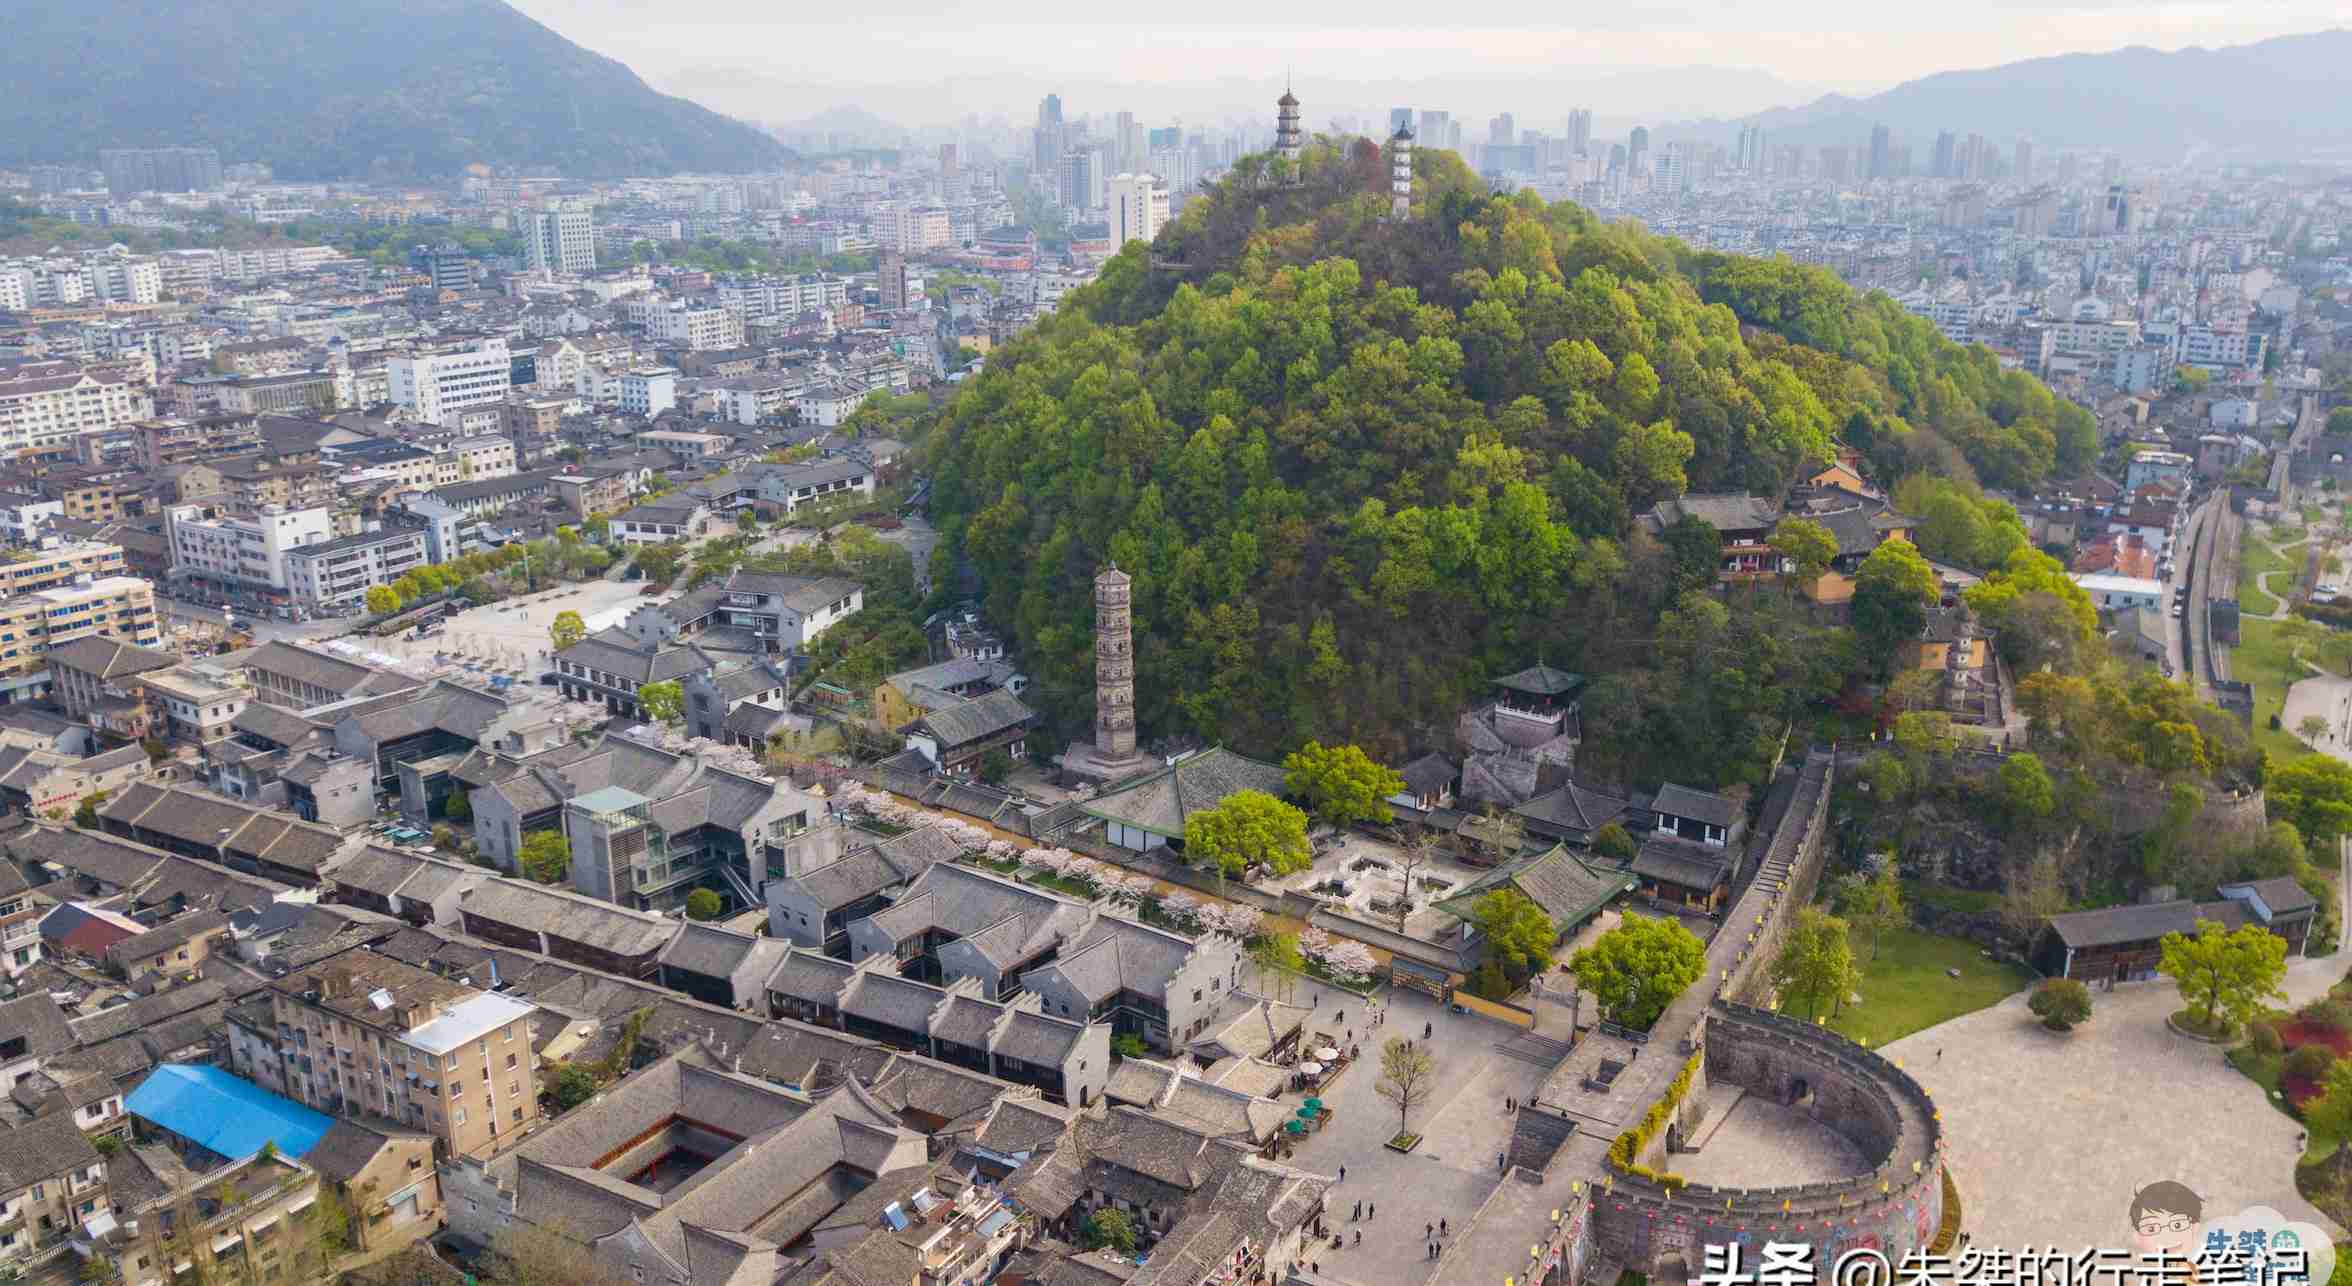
left=505, top=0, right=2346, bottom=126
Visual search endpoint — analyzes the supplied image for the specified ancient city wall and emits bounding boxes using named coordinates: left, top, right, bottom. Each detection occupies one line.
left=1588, top=1004, right=1946, bottom=1279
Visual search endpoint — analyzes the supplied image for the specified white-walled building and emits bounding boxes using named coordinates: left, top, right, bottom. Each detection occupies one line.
left=388, top=340, right=512, bottom=426
left=619, top=368, right=678, bottom=418
left=646, top=303, right=743, bottom=351
left=714, top=274, right=850, bottom=321
left=166, top=504, right=336, bottom=597
left=282, top=526, right=430, bottom=612
left=1108, top=173, right=1169, bottom=251
left=0, top=367, right=152, bottom=456
left=522, top=207, right=596, bottom=276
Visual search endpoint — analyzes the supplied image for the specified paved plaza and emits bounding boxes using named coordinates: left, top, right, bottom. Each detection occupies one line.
left=1882, top=954, right=2345, bottom=1250
left=1273, top=984, right=1550, bottom=1285
left=371, top=579, right=653, bottom=672
left=2282, top=674, right=2352, bottom=764
left=1673, top=1094, right=1868, bottom=1189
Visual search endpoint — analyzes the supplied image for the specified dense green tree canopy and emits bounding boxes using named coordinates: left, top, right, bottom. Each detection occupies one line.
left=1850, top=539, right=1939, bottom=673
left=927, top=140, right=2099, bottom=763
left=1282, top=741, right=1405, bottom=828
left=1567, top=912, right=1706, bottom=1030
left=1182, top=790, right=1312, bottom=877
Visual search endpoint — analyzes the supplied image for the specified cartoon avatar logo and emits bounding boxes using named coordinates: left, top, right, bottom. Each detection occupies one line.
left=2131, top=1182, right=2204, bottom=1258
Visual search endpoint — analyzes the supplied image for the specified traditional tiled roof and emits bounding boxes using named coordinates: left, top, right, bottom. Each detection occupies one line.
left=1630, top=834, right=1733, bottom=892
left=907, top=688, right=1036, bottom=747
left=0, top=1111, right=101, bottom=1192
left=1434, top=843, right=1628, bottom=928
left=1649, top=782, right=1743, bottom=829
left=1492, top=664, right=1583, bottom=696
left=456, top=880, right=678, bottom=959
left=1512, top=780, right=1631, bottom=840
left=45, top=635, right=177, bottom=681
left=1079, top=748, right=1287, bottom=838
left=1638, top=492, right=1779, bottom=536
left=0, top=994, right=73, bottom=1064
left=2045, top=900, right=2247, bottom=948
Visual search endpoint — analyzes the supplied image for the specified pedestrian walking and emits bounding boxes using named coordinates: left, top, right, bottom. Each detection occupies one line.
left=1336, top=1009, right=1345, bottom=1024
left=1441, top=1218, right=1448, bottom=1235
left=1352, top=1201, right=1362, bottom=1221
left=1498, top=1152, right=1507, bottom=1171
left=1425, top=1021, right=1433, bottom=1039
left=1937, top=1048, right=1943, bottom=1061
left=1338, top=1165, right=1346, bottom=1183
left=1369, top=1204, right=1376, bottom=1219
left=1354, top=1231, right=1362, bottom=1247
left=1426, top=1223, right=1434, bottom=1240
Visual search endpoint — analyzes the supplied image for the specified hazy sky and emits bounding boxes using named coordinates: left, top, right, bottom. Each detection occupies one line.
left=504, top=0, right=2344, bottom=126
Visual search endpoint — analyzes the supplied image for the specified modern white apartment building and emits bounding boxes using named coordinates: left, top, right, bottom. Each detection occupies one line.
left=714, top=273, right=851, bottom=320
left=646, top=302, right=744, bottom=351
left=437, top=435, right=518, bottom=484
left=388, top=340, right=512, bottom=426
left=215, top=245, right=339, bottom=284
left=1108, top=173, right=1169, bottom=251
left=870, top=203, right=954, bottom=254
left=619, top=368, right=679, bottom=418
left=0, top=366, right=152, bottom=455
left=165, top=504, right=336, bottom=597
left=282, top=525, right=430, bottom=612
left=523, top=206, right=597, bottom=275
left=81, top=256, right=161, bottom=304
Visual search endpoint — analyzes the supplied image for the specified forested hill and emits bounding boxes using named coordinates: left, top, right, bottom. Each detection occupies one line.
left=924, top=141, right=2097, bottom=781
left=5, top=0, right=792, bottom=179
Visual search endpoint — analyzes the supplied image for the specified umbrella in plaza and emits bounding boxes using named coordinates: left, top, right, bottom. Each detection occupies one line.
left=1304, top=1098, right=1322, bottom=1111
left=1285, top=1120, right=1305, bottom=1135
left=1315, top=1046, right=1340, bottom=1061
left=1298, top=1061, right=1323, bottom=1075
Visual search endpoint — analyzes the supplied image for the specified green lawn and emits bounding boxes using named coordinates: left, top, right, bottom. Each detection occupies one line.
left=1826, top=926, right=2034, bottom=1048
left=2237, top=617, right=2319, bottom=760
left=2243, top=531, right=2300, bottom=618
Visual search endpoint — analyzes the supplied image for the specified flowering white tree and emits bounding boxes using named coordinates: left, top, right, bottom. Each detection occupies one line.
left=1108, top=872, right=1155, bottom=903
left=1298, top=926, right=1334, bottom=959
left=986, top=839, right=1019, bottom=862
left=1323, top=940, right=1379, bottom=982
left=1161, top=891, right=1203, bottom=928
left=1202, top=904, right=1265, bottom=940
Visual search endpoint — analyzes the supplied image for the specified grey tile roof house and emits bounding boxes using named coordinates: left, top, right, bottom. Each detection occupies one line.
left=837, top=863, right=1246, bottom=1056
left=766, top=824, right=963, bottom=951
left=762, top=950, right=1110, bottom=1107
left=902, top=687, right=1038, bottom=776
left=468, top=732, right=842, bottom=914
left=459, top=1051, right=928, bottom=1286
left=657, top=921, right=792, bottom=1011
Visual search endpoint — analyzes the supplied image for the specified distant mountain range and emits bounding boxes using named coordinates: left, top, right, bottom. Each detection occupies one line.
left=6, top=0, right=792, bottom=181
left=1691, top=30, right=2352, bottom=160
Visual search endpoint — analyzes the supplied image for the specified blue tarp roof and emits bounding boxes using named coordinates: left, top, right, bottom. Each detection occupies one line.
left=124, top=1064, right=335, bottom=1162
